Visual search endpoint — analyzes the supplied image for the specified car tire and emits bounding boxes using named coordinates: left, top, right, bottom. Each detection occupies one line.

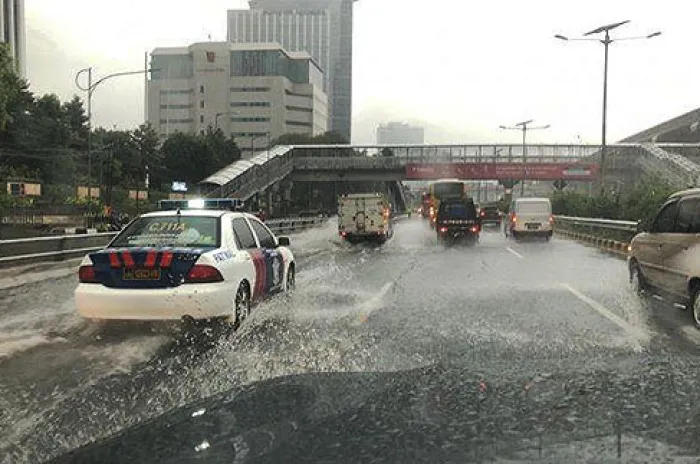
left=690, top=287, right=700, bottom=328
left=629, top=262, right=647, bottom=295
left=285, top=264, right=296, bottom=292
left=231, top=283, right=251, bottom=329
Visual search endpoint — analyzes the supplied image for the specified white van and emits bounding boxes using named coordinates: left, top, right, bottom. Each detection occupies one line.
left=506, top=197, right=553, bottom=240
left=338, top=193, right=393, bottom=244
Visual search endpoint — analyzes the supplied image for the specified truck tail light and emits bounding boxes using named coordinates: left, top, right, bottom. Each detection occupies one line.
left=185, top=265, right=224, bottom=283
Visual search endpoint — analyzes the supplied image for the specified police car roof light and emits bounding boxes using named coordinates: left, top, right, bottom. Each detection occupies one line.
left=158, top=198, right=243, bottom=211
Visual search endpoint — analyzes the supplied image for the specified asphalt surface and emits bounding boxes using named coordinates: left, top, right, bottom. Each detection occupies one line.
left=3, top=218, right=700, bottom=462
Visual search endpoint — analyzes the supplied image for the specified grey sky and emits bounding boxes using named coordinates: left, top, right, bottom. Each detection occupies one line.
left=23, top=0, right=699, bottom=145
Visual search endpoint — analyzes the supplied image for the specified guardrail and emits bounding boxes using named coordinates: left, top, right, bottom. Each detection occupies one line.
left=0, top=216, right=328, bottom=269
left=553, top=215, right=637, bottom=256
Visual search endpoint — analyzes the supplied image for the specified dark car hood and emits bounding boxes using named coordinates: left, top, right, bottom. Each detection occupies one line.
left=48, top=362, right=700, bottom=463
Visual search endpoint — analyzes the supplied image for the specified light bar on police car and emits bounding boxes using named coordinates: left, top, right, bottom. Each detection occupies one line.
left=158, top=198, right=244, bottom=211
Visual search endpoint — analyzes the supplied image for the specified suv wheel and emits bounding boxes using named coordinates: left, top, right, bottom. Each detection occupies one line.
left=629, top=262, right=647, bottom=295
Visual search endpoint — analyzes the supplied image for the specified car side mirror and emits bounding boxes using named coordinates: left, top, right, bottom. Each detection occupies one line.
left=636, top=220, right=647, bottom=234
left=277, top=236, right=290, bottom=247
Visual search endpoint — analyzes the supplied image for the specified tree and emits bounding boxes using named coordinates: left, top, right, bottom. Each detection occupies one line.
left=0, top=43, right=27, bottom=133
left=381, top=147, right=395, bottom=157
left=553, top=179, right=567, bottom=191
left=62, top=96, right=89, bottom=150
left=161, top=130, right=241, bottom=186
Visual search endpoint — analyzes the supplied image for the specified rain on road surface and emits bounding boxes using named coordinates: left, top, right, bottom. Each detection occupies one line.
left=3, top=218, right=700, bottom=462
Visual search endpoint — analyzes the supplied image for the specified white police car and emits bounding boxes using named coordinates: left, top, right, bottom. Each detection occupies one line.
left=75, top=199, right=295, bottom=327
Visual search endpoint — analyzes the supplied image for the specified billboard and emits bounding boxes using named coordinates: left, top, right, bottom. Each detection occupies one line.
left=405, top=163, right=599, bottom=180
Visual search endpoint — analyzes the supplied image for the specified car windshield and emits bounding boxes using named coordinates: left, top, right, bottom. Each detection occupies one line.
left=8, top=2, right=700, bottom=463
left=111, top=215, right=220, bottom=248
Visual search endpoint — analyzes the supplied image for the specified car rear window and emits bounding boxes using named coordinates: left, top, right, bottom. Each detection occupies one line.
left=111, top=215, right=220, bottom=248
left=440, top=202, right=476, bottom=219
left=517, top=202, right=551, bottom=214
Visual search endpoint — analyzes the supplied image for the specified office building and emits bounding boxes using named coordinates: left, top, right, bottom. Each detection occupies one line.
left=376, top=122, right=425, bottom=145
left=0, top=0, right=26, bottom=76
left=228, top=0, right=356, bottom=141
left=147, top=42, right=328, bottom=156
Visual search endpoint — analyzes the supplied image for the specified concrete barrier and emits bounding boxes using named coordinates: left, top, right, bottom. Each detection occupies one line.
left=0, top=216, right=328, bottom=269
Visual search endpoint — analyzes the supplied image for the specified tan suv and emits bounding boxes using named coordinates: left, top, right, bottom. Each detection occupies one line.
left=628, top=188, right=700, bottom=326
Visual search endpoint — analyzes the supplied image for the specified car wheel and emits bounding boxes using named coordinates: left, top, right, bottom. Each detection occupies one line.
left=691, top=288, right=700, bottom=328
left=285, top=264, right=296, bottom=292
left=629, top=262, right=647, bottom=295
left=232, top=283, right=251, bottom=329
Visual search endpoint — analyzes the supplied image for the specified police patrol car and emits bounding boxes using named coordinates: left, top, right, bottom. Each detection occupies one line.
left=74, top=199, right=295, bottom=327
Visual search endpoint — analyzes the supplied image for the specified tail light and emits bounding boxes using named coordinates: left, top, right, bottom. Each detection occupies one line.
left=480, top=210, right=486, bottom=217
left=511, top=215, right=517, bottom=223
left=439, top=226, right=448, bottom=233
left=79, top=265, right=99, bottom=284
left=549, top=215, right=554, bottom=224
left=470, top=226, right=480, bottom=233
left=185, top=265, right=224, bottom=283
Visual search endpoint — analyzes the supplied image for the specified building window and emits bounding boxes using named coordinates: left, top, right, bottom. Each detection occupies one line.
left=159, top=104, right=193, bottom=110
left=286, top=120, right=313, bottom=127
left=230, top=101, right=271, bottom=108
left=285, top=105, right=313, bottom=113
left=200, top=85, right=205, bottom=93
left=200, top=115, right=204, bottom=123
left=159, top=118, right=194, bottom=124
left=230, top=87, right=270, bottom=92
left=160, top=89, right=194, bottom=95
left=200, top=101, right=205, bottom=109
left=232, top=117, right=271, bottom=123
left=284, top=89, right=311, bottom=98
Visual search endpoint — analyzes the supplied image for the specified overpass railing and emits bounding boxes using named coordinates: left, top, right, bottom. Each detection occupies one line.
left=0, top=216, right=328, bottom=269
left=553, top=215, right=638, bottom=255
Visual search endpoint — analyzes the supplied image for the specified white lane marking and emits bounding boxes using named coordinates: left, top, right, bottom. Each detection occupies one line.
left=506, top=247, right=524, bottom=259
left=563, top=283, right=649, bottom=350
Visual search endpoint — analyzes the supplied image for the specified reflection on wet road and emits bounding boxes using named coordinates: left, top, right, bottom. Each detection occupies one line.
left=3, top=218, right=700, bottom=462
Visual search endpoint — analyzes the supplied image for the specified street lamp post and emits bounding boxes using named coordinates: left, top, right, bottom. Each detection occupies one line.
left=250, top=133, right=271, bottom=212
left=555, top=21, right=661, bottom=189
left=75, top=67, right=158, bottom=203
left=214, top=111, right=240, bottom=132
left=499, top=120, right=550, bottom=196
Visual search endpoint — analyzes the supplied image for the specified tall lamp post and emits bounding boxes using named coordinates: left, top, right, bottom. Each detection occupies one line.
left=250, top=133, right=271, bottom=212
left=499, top=120, right=550, bottom=196
left=75, top=67, right=159, bottom=203
left=214, top=111, right=240, bottom=132
left=554, top=21, right=661, bottom=189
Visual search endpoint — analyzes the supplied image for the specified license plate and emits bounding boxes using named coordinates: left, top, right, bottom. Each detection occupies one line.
left=123, top=268, right=161, bottom=281
left=526, top=223, right=540, bottom=230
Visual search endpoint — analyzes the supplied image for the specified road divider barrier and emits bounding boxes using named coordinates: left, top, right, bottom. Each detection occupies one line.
left=0, top=216, right=328, bottom=269
left=553, top=215, right=637, bottom=257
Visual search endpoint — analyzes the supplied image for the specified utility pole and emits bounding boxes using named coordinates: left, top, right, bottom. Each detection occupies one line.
left=499, top=120, right=550, bottom=196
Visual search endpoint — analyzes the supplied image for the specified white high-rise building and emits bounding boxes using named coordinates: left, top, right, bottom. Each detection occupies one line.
left=0, top=0, right=26, bottom=76
left=228, top=0, right=357, bottom=141
left=376, top=122, right=425, bottom=145
left=147, top=42, right=328, bottom=157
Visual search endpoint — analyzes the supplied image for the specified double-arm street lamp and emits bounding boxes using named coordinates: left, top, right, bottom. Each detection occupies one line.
left=499, top=120, right=550, bottom=195
left=75, top=67, right=158, bottom=202
left=555, top=21, right=661, bottom=188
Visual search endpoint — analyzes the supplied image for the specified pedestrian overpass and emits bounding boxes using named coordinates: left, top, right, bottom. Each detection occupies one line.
left=199, top=143, right=700, bottom=212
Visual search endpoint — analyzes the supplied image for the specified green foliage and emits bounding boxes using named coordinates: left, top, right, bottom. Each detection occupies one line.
left=161, top=129, right=241, bottom=186
left=381, top=147, right=394, bottom=157
left=270, top=131, right=349, bottom=146
left=551, top=176, right=676, bottom=221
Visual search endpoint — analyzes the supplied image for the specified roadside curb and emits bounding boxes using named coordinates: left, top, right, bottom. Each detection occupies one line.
left=554, top=229, right=629, bottom=260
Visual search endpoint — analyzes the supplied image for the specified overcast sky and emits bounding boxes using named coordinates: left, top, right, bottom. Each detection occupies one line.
left=23, top=0, right=699, bottom=144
